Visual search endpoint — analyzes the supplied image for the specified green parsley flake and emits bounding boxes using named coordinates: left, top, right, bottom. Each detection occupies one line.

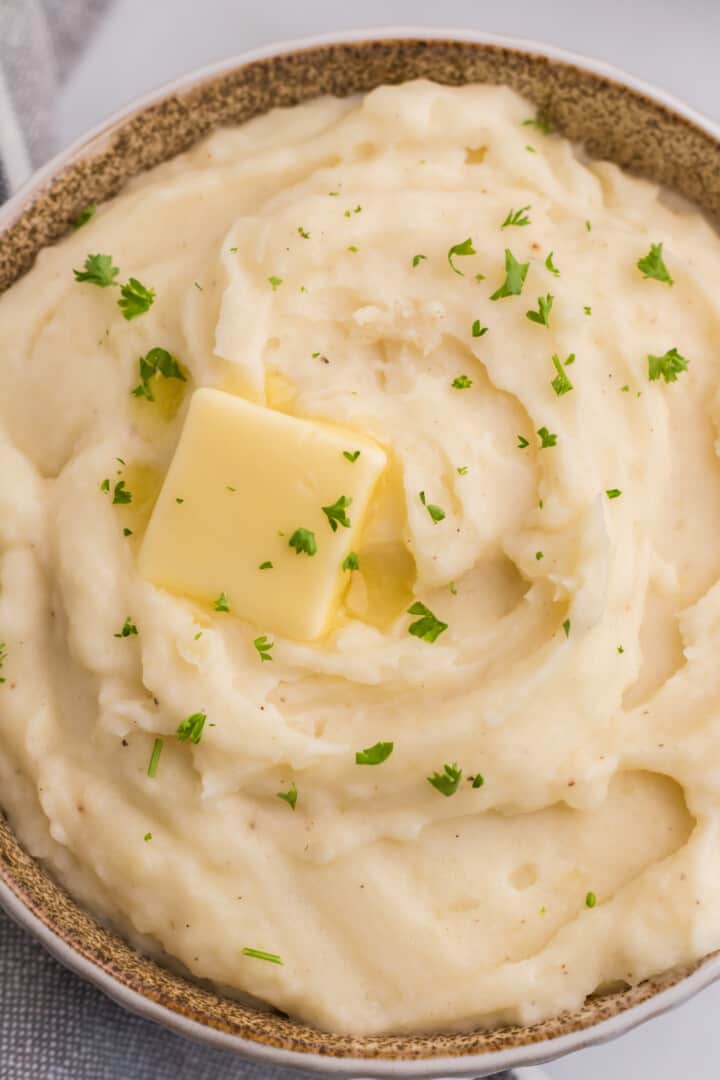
left=471, top=320, right=488, bottom=338
left=118, top=278, right=155, bottom=320
left=449, top=581, right=458, bottom=595
left=447, top=237, right=476, bottom=276
left=526, top=145, right=537, bottom=153
left=522, top=115, right=553, bottom=135
left=73, top=253, right=119, bottom=287
left=132, top=347, right=186, bottom=401
left=259, top=561, right=273, bottom=570
left=501, top=205, right=531, bottom=229
left=585, top=891, right=597, bottom=908
left=277, top=782, right=297, bottom=810
left=289, top=528, right=317, bottom=556
left=618, top=644, right=625, bottom=654
left=637, top=242, right=674, bottom=285
left=112, top=480, right=132, bottom=505
left=563, top=619, right=571, bottom=638
left=457, top=465, right=469, bottom=475
left=342, top=551, right=359, bottom=571
left=114, top=617, right=138, bottom=639
left=343, top=450, right=361, bottom=462
left=647, top=347, right=688, bottom=383
left=535, top=551, right=544, bottom=561
left=175, top=498, right=184, bottom=504
left=517, top=435, right=530, bottom=449
left=551, top=354, right=574, bottom=396
left=322, top=495, right=352, bottom=532
left=213, top=592, right=231, bottom=613
left=428, top=763, right=462, bottom=796
left=538, top=426, right=558, bottom=448
left=147, top=737, right=163, bottom=778
left=419, top=491, right=445, bottom=524
left=144, top=832, right=152, bottom=842
left=545, top=251, right=560, bottom=276
left=355, top=741, right=394, bottom=765
left=73, top=205, right=96, bottom=230
left=297, top=226, right=310, bottom=239
left=176, top=711, right=207, bottom=744
left=451, top=374, right=473, bottom=389
left=584, top=306, right=592, bottom=316
left=242, top=947, right=283, bottom=965
left=268, top=276, right=283, bottom=291
left=0, top=642, right=6, bottom=684
left=606, top=488, right=622, bottom=499
left=407, top=601, right=448, bottom=643
left=412, top=254, right=427, bottom=268
left=586, top=220, right=592, bottom=232
left=471, top=774, right=485, bottom=788
left=254, top=635, right=274, bottom=662
left=347, top=245, right=358, bottom=253
left=123, top=527, right=133, bottom=537
left=527, top=293, right=554, bottom=327
left=100, top=478, right=110, bottom=492
left=490, top=249, right=529, bottom=301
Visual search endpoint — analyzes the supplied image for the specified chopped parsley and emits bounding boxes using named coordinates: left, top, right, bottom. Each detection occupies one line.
left=501, top=205, right=531, bottom=228
left=535, top=551, right=544, bottom=561
left=447, top=237, right=476, bottom=276
left=517, top=435, right=529, bottom=449
left=527, top=292, right=554, bottom=327
left=114, top=617, right=138, bottom=638
left=537, top=426, right=558, bottom=448
left=132, top=347, right=186, bottom=401
left=241, top=947, right=283, bottom=965
left=213, top=592, right=230, bottom=613
left=551, top=354, right=574, bottom=396
left=343, top=450, right=361, bottom=462
left=100, top=478, right=110, bottom=492
left=563, top=619, right=571, bottom=638
left=297, top=226, right=310, bottom=239
left=647, top=347, right=688, bottom=383
left=419, top=491, right=445, bottom=523
left=73, top=253, right=119, bottom=286
left=254, top=635, right=274, bottom=662
left=147, top=737, right=163, bottom=778
left=451, top=374, right=473, bottom=389
left=522, top=115, right=553, bottom=135
left=123, top=527, right=133, bottom=537
left=471, top=774, right=485, bottom=788
left=545, top=251, right=560, bottom=276
left=617, top=644, right=625, bottom=654
left=268, top=276, right=283, bottom=290
left=585, top=891, right=597, bottom=908
left=449, top=581, right=458, bottom=595
left=637, top=242, right=673, bottom=285
left=490, top=249, right=529, bottom=300
left=342, top=551, right=359, bottom=571
left=175, top=497, right=184, bottom=504
left=277, top=782, right=297, bottom=810
left=118, top=278, right=155, bottom=320
left=606, top=488, right=622, bottom=499
left=73, top=204, right=96, bottom=229
left=412, top=254, right=427, bottom=268
left=144, top=832, right=152, bottom=842
left=457, top=465, right=469, bottom=475
left=355, top=741, right=394, bottom=765
left=176, top=711, right=206, bottom=744
left=0, top=642, right=6, bottom=684
left=112, top=480, right=132, bottom=505
left=586, top=220, right=592, bottom=232
left=428, top=763, right=462, bottom=796
left=407, top=601, right=448, bottom=643
left=347, top=245, right=358, bottom=253
left=289, top=528, right=317, bottom=556
left=471, top=320, right=488, bottom=338
left=259, top=561, right=273, bottom=570
left=321, top=495, right=352, bottom=532
left=584, top=305, right=592, bottom=316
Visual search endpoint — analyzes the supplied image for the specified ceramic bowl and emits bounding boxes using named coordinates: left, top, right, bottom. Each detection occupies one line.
left=1, top=28, right=720, bottom=1078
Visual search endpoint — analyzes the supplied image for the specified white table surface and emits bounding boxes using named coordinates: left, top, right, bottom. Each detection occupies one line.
left=57, top=1, right=720, bottom=1076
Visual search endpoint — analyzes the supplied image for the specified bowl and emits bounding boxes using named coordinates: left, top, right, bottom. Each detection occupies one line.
left=1, top=28, right=720, bottom=1078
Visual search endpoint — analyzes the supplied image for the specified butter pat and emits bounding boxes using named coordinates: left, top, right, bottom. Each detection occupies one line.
left=139, top=388, right=386, bottom=640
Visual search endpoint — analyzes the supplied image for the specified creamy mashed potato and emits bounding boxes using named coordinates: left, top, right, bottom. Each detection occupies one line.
left=1, top=80, right=720, bottom=1035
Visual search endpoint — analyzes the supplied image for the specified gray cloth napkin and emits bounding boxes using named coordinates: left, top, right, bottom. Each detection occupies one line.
left=0, top=3, right=523, bottom=1077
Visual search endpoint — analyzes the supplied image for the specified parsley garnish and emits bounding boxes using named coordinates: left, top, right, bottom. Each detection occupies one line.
left=457, top=465, right=468, bottom=475
left=647, top=347, right=688, bottom=383
left=254, top=635, right=274, bottom=662
left=522, top=115, right=553, bottom=135
left=112, top=480, right=132, bottom=505
left=471, top=774, right=485, bottom=788
left=551, top=354, right=574, bottom=396
left=268, top=276, right=283, bottom=290
left=343, top=450, right=360, bottom=462
left=259, top=561, right=273, bottom=570
left=132, top=347, right=186, bottom=401
left=490, top=249, right=529, bottom=300
left=289, top=528, right=317, bottom=556
left=176, top=711, right=206, bottom=744
left=73, top=205, right=96, bottom=230
left=342, top=551, right=359, bottom=571
left=242, top=947, right=283, bottom=965
left=73, top=253, right=119, bottom=286
left=0, top=642, right=6, bottom=684
left=451, top=374, right=473, bottom=389
left=471, top=320, right=488, bottom=338
left=517, top=435, right=529, bottom=449
left=447, top=237, right=476, bottom=276
left=617, top=644, right=625, bottom=654
left=412, top=254, right=427, bottom=268
left=419, top=491, right=445, bottom=523
left=527, top=294, right=553, bottom=327
left=449, top=581, right=458, bottom=595
left=545, top=251, right=560, bottom=276
left=123, top=528, right=133, bottom=537
left=355, top=741, right=394, bottom=765
left=584, top=306, right=592, bottom=316
left=535, top=551, right=544, bottom=561
left=118, top=278, right=155, bottom=320
left=407, top=601, right=448, bottom=642
left=347, top=245, right=358, bottom=253
left=297, top=226, right=310, bottom=239
left=585, top=891, right=597, bottom=908
left=322, top=495, right=352, bottom=532
left=537, top=426, right=557, bottom=448
left=428, top=763, right=462, bottom=796
left=637, top=242, right=673, bottom=285
left=606, top=488, right=622, bottom=499
left=100, top=478, right=110, bottom=492
left=147, top=738, right=163, bottom=778
left=563, top=619, right=571, bottom=638
left=213, top=592, right=230, bottom=612
left=114, top=617, right=138, bottom=638
left=277, top=782, right=297, bottom=810
left=501, top=205, right=531, bottom=228
left=144, top=832, right=152, bottom=842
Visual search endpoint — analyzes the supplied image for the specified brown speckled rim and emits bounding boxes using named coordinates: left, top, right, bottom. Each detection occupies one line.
left=2, top=28, right=720, bottom=1076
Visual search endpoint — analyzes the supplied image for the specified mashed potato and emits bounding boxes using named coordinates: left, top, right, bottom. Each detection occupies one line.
left=1, top=80, right=719, bottom=1035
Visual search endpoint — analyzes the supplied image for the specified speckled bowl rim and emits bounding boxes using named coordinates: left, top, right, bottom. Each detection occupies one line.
left=2, top=27, right=720, bottom=1077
